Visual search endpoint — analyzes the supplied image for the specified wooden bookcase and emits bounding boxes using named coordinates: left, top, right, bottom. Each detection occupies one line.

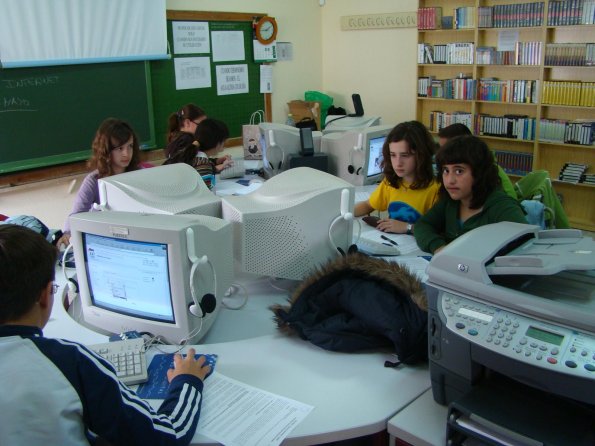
left=417, top=0, right=595, bottom=231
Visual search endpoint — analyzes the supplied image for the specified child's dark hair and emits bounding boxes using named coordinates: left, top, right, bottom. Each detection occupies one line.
left=88, top=118, right=141, bottom=178
left=382, top=120, right=435, bottom=190
left=167, top=103, right=206, bottom=142
left=437, top=123, right=472, bottom=139
left=436, top=135, right=500, bottom=209
left=196, top=119, right=229, bottom=151
left=0, top=225, right=57, bottom=324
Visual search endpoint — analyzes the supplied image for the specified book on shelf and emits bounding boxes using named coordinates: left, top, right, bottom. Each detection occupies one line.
left=418, top=7, right=442, bottom=30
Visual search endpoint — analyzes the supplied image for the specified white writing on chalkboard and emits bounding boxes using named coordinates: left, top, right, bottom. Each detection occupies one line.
left=2, top=97, right=36, bottom=112
left=1, top=76, right=59, bottom=89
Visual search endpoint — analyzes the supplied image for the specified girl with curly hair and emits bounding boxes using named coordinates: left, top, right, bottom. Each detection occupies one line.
left=57, top=118, right=141, bottom=247
left=354, top=120, right=440, bottom=234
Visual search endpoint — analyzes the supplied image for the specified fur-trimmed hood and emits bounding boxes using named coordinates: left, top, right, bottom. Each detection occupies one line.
left=271, top=252, right=429, bottom=365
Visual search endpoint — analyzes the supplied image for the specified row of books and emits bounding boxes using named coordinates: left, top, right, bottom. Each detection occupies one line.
left=476, top=42, right=542, bottom=65
left=544, top=43, right=595, bottom=66
left=419, top=77, right=539, bottom=103
left=478, top=2, right=545, bottom=28
left=559, top=163, right=593, bottom=184
left=477, top=79, right=539, bottom=103
left=428, top=112, right=473, bottom=133
left=417, top=7, right=443, bottom=30
left=539, top=119, right=595, bottom=145
left=494, top=150, right=534, bottom=176
left=428, top=111, right=536, bottom=142
left=417, top=43, right=475, bottom=65
left=542, top=81, right=595, bottom=106
left=454, top=6, right=476, bottom=29
left=418, top=77, right=476, bottom=100
left=476, top=114, right=536, bottom=141
left=548, top=0, right=595, bottom=26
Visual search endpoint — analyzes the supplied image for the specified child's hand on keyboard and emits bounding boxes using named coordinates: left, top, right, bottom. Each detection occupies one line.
left=167, top=348, right=212, bottom=383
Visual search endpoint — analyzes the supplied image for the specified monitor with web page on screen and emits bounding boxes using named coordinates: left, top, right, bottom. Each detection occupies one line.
left=68, top=211, right=233, bottom=344
left=320, top=125, right=394, bottom=186
left=97, top=163, right=222, bottom=217
left=221, top=167, right=355, bottom=281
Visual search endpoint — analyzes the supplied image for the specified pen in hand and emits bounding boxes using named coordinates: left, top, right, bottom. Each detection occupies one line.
left=380, top=234, right=399, bottom=246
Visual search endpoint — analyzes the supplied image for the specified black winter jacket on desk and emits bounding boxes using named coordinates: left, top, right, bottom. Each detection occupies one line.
left=272, top=252, right=428, bottom=365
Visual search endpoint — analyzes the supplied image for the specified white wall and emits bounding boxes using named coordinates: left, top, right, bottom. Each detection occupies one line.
left=320, top=0, right=419, bottom=127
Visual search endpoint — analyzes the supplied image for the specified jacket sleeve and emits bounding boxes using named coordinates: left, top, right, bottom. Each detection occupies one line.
left=414, top=198, right=448, bottom=254
left=53, top=341, right=204, bottom=446
left=489, top=197, right=528, bottom=225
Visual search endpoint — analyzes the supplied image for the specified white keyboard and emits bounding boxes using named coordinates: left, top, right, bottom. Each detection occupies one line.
left=356, top=237, right=400, bottom=256
left=89, top=338, right=148, bottom=385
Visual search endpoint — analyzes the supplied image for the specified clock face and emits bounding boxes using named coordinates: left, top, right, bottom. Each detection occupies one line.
left=256, top=17, right=277, bottom=45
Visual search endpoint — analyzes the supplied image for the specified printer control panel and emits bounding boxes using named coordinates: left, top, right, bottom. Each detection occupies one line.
left=439, top=292, right=595, bottom=378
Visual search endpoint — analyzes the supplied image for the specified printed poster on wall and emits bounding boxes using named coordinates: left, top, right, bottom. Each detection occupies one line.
left=216, top=64, right=249, bottom=95
left=174, top=57, right=212, bottom=90
left=172, top=21, right=210, bottom=55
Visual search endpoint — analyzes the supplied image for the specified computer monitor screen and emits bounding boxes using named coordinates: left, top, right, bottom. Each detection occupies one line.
left=366, top=135, right=385, bottom=178
left=98, top=163, right=222, bottom=217
left=321, top=125, right=393, bottom=186
left=221, top=167, right=354, bottom=281
left=83, top=234, right=174, bottom=323
left=69, top=211, right=233, bottom=344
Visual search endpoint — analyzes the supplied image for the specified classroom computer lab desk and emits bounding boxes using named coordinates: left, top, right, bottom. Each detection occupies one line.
left=46, top=266, right=431, bottom=445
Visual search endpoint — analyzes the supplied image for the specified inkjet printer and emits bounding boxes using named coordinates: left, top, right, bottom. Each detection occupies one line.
left=426, top=222, right=594, bottom=445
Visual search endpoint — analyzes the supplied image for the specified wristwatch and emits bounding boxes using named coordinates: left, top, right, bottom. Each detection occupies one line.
left=406, top=223, right=413, bottom=235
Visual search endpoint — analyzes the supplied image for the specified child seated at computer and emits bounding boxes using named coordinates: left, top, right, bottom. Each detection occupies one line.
left=415, top=135, right=527, bottom=254
left=0, top=225, right=211, bottom=445
left=164, top=118, right=233, bottom=188
left=438, top=123, right=516, bottom=199
left=354, top=120, right=440, bottom=235
left=165, top=103, right=207, bottom=159
left=57, top=118, right=143, bottom=248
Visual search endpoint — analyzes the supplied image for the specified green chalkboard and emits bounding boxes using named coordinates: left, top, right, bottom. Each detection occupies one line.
left=0, top=62, right=154, bottom=174
left=151, top=18, right=266, bottom=147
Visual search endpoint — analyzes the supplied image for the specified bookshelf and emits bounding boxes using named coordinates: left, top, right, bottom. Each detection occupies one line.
left=417, top=0, right=595, bottom=231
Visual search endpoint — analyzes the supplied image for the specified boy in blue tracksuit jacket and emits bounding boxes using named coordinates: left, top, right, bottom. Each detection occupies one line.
left=0, top=225, right=211, bottom=445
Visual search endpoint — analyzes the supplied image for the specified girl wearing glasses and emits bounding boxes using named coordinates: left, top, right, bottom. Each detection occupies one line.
left=165, top=103, right=207, bottom=159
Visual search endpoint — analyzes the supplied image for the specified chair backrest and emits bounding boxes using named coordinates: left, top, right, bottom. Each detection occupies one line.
left=514, top=170, right=570, bottom=229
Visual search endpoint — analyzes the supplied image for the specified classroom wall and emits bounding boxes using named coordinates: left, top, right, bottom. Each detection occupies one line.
left=167, top=0, right=324, bottom=123
left=320, top=0, right=419, bottom=127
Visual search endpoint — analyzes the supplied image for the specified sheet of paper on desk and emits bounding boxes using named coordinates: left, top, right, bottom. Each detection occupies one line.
left=358, top=229, right=420, bottom=255
left=215, top=181, right=262, bottom=196
left=381, top=256, right=431, bottom=282
left=197, top=372, right=313, bottom=446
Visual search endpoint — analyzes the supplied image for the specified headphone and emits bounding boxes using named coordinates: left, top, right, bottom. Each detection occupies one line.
left=328, top=188, right=358, bottom=255
left=186, top=228, right=217, bottom=318
left=265, top=129, right=285, bottom=177
left=347, top=133, right=364, bottom=175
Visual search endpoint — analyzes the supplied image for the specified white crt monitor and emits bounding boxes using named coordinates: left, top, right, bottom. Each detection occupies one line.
left=321, top=125, right=393, bottom=186
left=69, top=211, right=233, bottom=344
left=322, top=115, right=382, bottom=134
left=221, top=167, right=354, bottom=281
left=98, top=163, right=222, bottom=217
left=259, top=122, right=322, bottom=176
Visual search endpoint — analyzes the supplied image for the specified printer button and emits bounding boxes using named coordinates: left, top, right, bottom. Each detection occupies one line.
left=551, top=348, right=559, bottom=355
left=565, top=360, right=577, bottom=369
left=486, top=337, right=493, bottom=343
left=525, top=351, right=532, bottom=357
left=512, top=322, right=519, bottom=328
left=455, top=322, right=465, bottom=329
left=570, top=346, right=577, bottom=353
left=515, top=347, right=522, bottom=353
left=506, top=335, right=513, bottom=341
left=468, top=329, right=478, bottom=336
left=584, top=364, right=595, bottom=372
left=504, top=319, right=511, bottom=326
left=494, top=339, right=501, bottom=345
left=539, top=345, right=548, bottom=351
left=536, top=354, right=543, bottom=360
left=547, top=357, right=558, bottom=364
left=510, top=329, right=517, bottom=334
left=503, top=342, right=510, bottom=348
left=519, top=338, right=528, bottom=345
left=530, top=342, right=537, bottom=348
left=581, top=350, right=588, bottom=357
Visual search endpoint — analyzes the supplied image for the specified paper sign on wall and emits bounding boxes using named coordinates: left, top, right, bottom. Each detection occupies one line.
left=172, top=22, right=210, bottom=55
left=216, top=64, right=249, bottom=95
left=174, top=57, right=212, bottom=90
